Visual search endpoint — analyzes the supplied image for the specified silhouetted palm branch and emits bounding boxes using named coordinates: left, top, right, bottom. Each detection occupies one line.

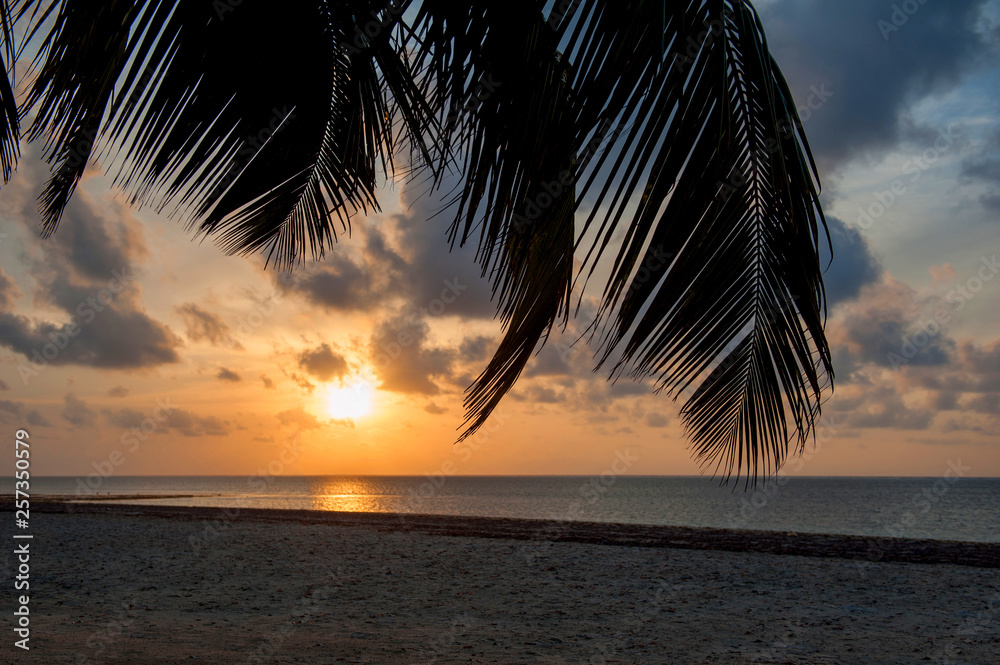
left=0, top=1, right=18, bottom=181
left=2, top=0, right=833, bottom=484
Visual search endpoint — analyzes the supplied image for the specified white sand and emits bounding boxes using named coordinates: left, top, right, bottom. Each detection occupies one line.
left=13, top=509, right=1000, bottom=664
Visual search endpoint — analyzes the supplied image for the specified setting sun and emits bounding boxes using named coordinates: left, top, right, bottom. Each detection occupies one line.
left=323, top=381, right=375, bottom=420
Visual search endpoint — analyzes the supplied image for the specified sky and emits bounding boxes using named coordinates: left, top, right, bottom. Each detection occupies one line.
left=1, top=0, right=998, bottom=478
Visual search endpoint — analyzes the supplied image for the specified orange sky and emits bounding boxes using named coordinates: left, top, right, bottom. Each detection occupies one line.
left=2, top=2, right=1000, bottom=479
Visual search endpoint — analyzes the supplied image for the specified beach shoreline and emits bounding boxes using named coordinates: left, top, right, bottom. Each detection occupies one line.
left=18, top=498, right=1000, bottom=568
left=5, top=501, right=999, bottom=664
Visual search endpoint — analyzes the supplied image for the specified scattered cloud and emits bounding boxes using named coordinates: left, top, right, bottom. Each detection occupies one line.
left=61, top=393, right=98, bottom=427
left=217, top=367, right=241, bottom=382
left=647, top=413, right=669, bottom=428
left=297, top=343, right=349, bottom=382
left=175, top=303, right=243, bottom=350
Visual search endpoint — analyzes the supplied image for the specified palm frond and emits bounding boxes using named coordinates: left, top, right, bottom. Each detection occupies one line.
left=19, top=0, right=434, bottom=264
left=409, top=0, right=832, bottom=482
left=10, top=0, right=833, bottom=483
left=0, top=1, right=19, bottom=182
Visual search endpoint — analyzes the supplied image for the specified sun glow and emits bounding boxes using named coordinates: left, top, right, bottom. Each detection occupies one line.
left=323, top=380, right=375, bottom=420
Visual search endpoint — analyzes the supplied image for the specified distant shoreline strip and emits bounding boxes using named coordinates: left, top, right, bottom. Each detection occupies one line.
left=16, top=499, right=1000, bottom=569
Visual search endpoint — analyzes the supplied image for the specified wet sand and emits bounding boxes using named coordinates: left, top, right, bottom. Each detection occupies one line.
left=4, top=501, right=999, bottom=664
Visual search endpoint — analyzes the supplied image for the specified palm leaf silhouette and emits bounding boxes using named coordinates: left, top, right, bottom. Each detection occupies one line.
left=3, top=0, right=833, bottom=484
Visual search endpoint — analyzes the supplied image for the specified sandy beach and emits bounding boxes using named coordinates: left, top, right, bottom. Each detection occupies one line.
left=5, top=501, right=999, bottom=664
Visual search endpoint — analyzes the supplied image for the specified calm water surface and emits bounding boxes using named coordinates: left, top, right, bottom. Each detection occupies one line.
left=12, top=475, right=999, bottom=543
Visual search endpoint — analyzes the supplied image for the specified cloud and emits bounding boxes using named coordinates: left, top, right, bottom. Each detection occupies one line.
left=275, top=185, right=495, bottom=322
left=820, top=216, right=883, bottom=307
left=276, top=226, right=408, bottom=313
left=960, top=125, right=1000, bottom=210
left=162, top=409, right=230, bottom=437
left=511, top=384, right=562, bottom=404
left=276, top=407, right=325, bottom=430
left=424, top=402, right=447, bottom=415
left=390, top=184, right=499, bottom=320
left=217, top=367, right=241, bottom=382
left=929, top=264, right=957, bottom=283
left=102, top=407, right=148, bottom=429
left=103, top=404, right=229, bottom=436
left=0, top=188, right=182, bottom=373
left=369, top=314, right=454, bottom=394
left=0, top=267, right=22, bottom=310
left=833, top=389, right=934, bottom=430
left=647, top=413, right=669, bottom=428
left=26, top=410, right=51, bottom=427
left=0, top=378, right=8, bottom=390
left=908, top=339, right=1000, bottom=394
left=288, top=372, right=315, bottom=393
left=759, top=0, right=993, bottom=172
left=829, top=276, right=956, bottom=375
left=107, top=385, right=130, bottom=397
left=297, top=343, right=349, bottom=382
left=963, top=392, right=1000, bottom=415
left=261, top=375, right=275, bottom=389
left=61, top=393, right=97, bottom=427
left=175, top=303, right=243, bottom=350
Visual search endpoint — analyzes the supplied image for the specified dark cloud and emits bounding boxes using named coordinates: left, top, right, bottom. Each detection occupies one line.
left=276, top=226, right=408, bottom=313
left=217, top=367, right=241, bottom=382
left=908, top=339, right=1000, bottom=394
left=960, top=125, right=1000, bottom=211
left=162, top=409, right=230, bottom=437
left=0, top=378, right=8, bottom=390
left=102, top=407, right=147, bottom=429
left=391, top=185, right=498, bottom=319
left=276, top=186, right=495, bottom=321
left=964, top=392, right=1000, bottom=415
left=103, top=404, right=229, bottom=436
left=0, top=305, right=183, bottom=375
left=175, top=303, right=243, bottom=350
left=759, top=0, right=992, bottom=172
left=370, top=314, right=454, bottom=394
left=0, top=189, right=182, bottom=373
left=297, top=343, right=349, bottom=382
left=424, top=402, right=447, bottom=415
left=511, top=384, right=562, bottom=404
left=26, top=410, right=51, bottom=427
left=836, top=390, right=934, bottom=430
left=647, top=413, right=669, bottom=428
left=820, top=216, right=883, bottom=307
left=46, top=192, right=149, bottom=281
left=930, top=390, right=959, bottom=411
left=831, top=277, right=956, bottom=374
left=106, top=385, right=130, bottom=397
left=281, top=255, right=376, bottom=312
left=260, top=375, right=275, bottom=389
left=61, top=393, right=97, bottom=427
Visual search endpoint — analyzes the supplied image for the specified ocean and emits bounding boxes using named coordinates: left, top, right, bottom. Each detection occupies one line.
left=14, top=474, right=999, bottom=543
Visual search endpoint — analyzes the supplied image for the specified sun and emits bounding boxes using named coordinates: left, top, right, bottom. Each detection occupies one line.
left=323, top=380, right=375, bottom=420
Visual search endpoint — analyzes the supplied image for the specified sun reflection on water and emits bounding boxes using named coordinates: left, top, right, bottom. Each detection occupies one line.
left=307, top=477, right=400, bottom=513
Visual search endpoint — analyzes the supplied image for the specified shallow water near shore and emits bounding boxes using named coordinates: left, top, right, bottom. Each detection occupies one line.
left=13, top=475, right=1000, bottom=543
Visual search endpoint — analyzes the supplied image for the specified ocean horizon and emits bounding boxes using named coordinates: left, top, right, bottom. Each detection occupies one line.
left=13, top=474, right=999, bottom=543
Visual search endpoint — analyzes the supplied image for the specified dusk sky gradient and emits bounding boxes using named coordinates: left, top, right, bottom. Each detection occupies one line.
left=1, top=0, right=998, bottom=478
